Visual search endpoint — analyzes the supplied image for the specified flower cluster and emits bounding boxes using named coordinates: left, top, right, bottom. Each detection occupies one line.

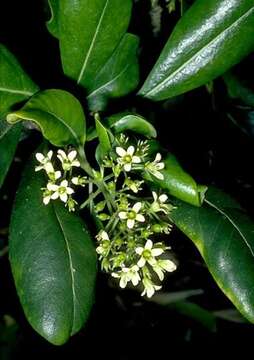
left=35, top=135, right=177, bottom=297
left=35, top=149, right=87, bottom=211
left=94, top=136, right=177, bottom=297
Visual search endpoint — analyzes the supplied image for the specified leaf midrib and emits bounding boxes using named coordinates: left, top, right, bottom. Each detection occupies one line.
left=54, top=205, right=76, bottom=333
left=145, top=5, right=254, bottom=97
left=77, top=0, right=110, bottom=84
left=205, top=199, right=254, bottom=258
left=0, top=86, right=34, bottom=97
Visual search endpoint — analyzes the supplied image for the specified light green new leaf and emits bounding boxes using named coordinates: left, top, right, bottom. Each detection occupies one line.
left=0, top=44, right=38, bottom=116
left=7, top=89, right=86, bottom=147
left=139, top=0, right=254, bottom=100
left=87, top=113, right=157, bottom=141
left=148, top=151, right=207, bottom=206
left=171, top=186, right=254, bottom=323
left=47, top=0, right=59, bottom=38
left=0, top=122, right=21, bottom=188
left=9, top=153, right=97, bottom=345
left=59, top=0, right=132, bottom=90
left=87, top=34, right=140, bottom=111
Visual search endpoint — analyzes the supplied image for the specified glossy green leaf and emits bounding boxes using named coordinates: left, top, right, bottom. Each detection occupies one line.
left=58, top=0, right=132, bottom=90
left=0, top=122, right=21, bottom=188
left=108, top=113, right=157, bottom=138
left=171, top=186, right=254, bottom=323
left=47, top=0, right=59, bottom=38
left=95, top=116, right=112, bottom=162
left=148, top=152, right=207, bottom=206
left=224, top=71, right=254, bottom=107
left=0, top=44, right=38, bottom=116
left=7, top=89, right=86, bottom=147
left=87, top=34, right=139, bottom=111
left=9, top=154, right=97, bottom=345
left=87, top=113, right=157, bottom=141
left=139, top=0, right=254, bottom=101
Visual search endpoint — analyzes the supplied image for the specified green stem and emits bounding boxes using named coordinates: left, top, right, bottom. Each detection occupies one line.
left=80, top=189, right=101, bottom=209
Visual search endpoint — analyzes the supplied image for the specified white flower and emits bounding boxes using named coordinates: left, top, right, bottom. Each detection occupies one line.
left=71, top=176, right=87, bottom=186
left=151, top=191, right=170, bottom=214
left=145, top=153, right=165, bottom=180
left=57, top=150, right=80, bottom=171
left=35, top=151, right=54, bottom=173
left=96, top=230, right=110, bottom=241
left=47, top=180, right=74, bottom=203
left=48, top=170, right=62, bottom=182
left=135, top=239, right=164, bottom=268
left=124, top=178, right=144, bottom=193
left=141, top=277, right=161, bottom=298
left=116, top=145, right=141, bottom=172
left=152, top=259, right=177, bottom=281
left=112, top=265, right=141, bottom=288
left=118, top=202, right=145, bottom=229
left=42, top=189, right=52, bottom=205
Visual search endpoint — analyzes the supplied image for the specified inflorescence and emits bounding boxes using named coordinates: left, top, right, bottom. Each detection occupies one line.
left=35, top=135, right=177, bottom=298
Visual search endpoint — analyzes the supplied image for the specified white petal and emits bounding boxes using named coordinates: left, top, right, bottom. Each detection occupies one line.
left=51, top=192, right=59, bottom=200
left=152, top=191, right=158, bottom=201
left=35, top=153, right=44, bottom=163
left=45, top=162, right=54, bottom=173
left=60, top=179, right=68, bottom=187
left=47, top=183, right=58, bottom=191
left=133, top=202, right=141, bottom=213
left=66, top=187, right=74, bottom=195
left=135, top=247, right=144, bottom=255
left=137, top=257, right=146, bottom=268
left=145, top=239, right=153, bottom=250
left=111, top=272, right=120, bottom=279
left=72, top=160, right=80, bottom=167
left=55, top=171, right=62, bottom=180
left=136, top=214, right=145, bottom=223
left=127, top=145, right=135, bottom=156
left=68, top=150, right=77, bottom=162
left=71, top=177, right=79, bottom=185
left=57, top=149, right=67, bottom=160
left=147, top=286, right=155, bottom=298
left=159, top=194, right=168, bottom=203
left=127, top=219, right=135, bottom=229
left=120, top=276, right=128, bottom=288
left=155, top=153, right=162, bottom=162
left=152, top=170, right=164, bottom=180
left=47, top=150, right=53, bottom=159
left=60, top=193, right=68, bottom=203
left=124, top=163, right=131, bottom=172
left=151, top=248, right=164, bottom=257
left=35, top=165, right=43, bottom=172
left=116, top=147, right=126, bottom=157
left=153, top=267, right=164, bottom=281
left=160, top=260, right=177, bottom=272
left=43, top=196, right=51, bottom=205
left=119, top=211, right=127, bottom=219
left=131, top=274, right=140, bottom=286
left=132, top=156, right=141, bottom=164
left=101, top=231, right=109, bottom=240
left=156, top=162, right=165, bottom=170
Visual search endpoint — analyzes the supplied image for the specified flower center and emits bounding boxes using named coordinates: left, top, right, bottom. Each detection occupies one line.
left=128, top=210, right=136, bottom=219
left=123, top=155, right=132, bottom=163
left=143, top=249, right=151, bottom=259
left=58, top=186, right=66, bottom=194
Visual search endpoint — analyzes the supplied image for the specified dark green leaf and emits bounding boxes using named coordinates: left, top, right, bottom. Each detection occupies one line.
left=7, top=89, right=86, bottom=147
left=139, top=0, right=254, bottom=100
left=171, top=186, right=254, bottom=323
left=0, top=44, right=38, bottom=116
left=0, top=122, right=21, bottom=188
left=9, top=153, right=97, bottom=345
left=47, top=0, right=59, bottom=38
left=108, top=113, right=157, bottom=139
left=149, top=152, right=207, bottom=206
left=58, top=0, right=132, bottom=90
left=87, top=34, right=139, bottom=111
left=224, top=71, right=254, bottom=107
left=95, top=116, right=112, bottom=162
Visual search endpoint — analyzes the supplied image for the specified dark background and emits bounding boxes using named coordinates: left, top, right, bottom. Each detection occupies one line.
left=1, top=0, right=254, bottom=358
